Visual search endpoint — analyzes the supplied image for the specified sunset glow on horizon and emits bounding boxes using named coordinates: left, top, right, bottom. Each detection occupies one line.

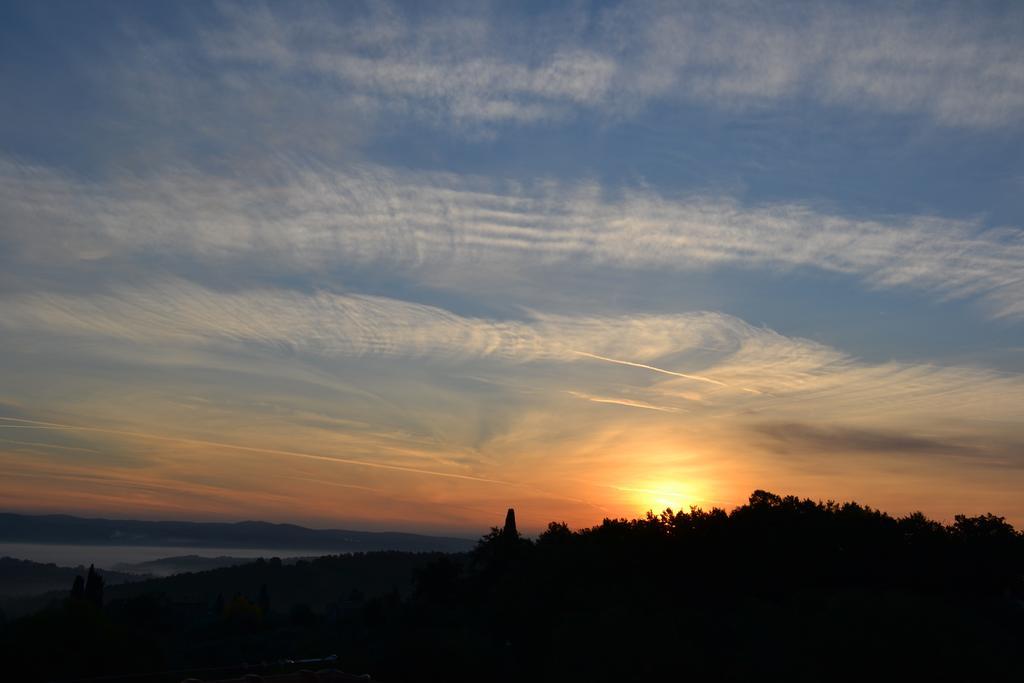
left=2, top=1, right=1023, bottom=535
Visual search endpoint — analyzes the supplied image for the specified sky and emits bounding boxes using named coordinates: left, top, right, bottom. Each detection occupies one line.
left=1, top=0, right=1023, bottom=535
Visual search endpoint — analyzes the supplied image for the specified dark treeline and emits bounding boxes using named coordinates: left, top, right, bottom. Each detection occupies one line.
left=1, top=491, right=1022, bottom=682
left=0, top=556, right=141, bottom=599
left=395, top=492, right=1024, bottom=681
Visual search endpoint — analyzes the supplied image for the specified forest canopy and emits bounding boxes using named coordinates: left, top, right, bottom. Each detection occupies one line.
left=1, top=491, right=1022, bottom=682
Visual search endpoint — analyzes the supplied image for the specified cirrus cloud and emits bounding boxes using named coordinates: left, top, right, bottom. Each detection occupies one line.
left=3, top=158, right=1022, bottom=319
left=194, top=1, right=1024, bottom=130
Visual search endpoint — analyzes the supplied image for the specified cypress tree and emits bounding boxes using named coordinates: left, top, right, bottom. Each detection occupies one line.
left=70, top=574, right=85, bottom=601
left=503, top=508, right=518, bottom=539
left=83, top=564, right=104, bottom=608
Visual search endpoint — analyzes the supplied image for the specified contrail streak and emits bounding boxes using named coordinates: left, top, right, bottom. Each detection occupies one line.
left=0, top=417, right=613, bottom=513
left=566, top=391, right=683, bottom=413
left=0, top=437, right=101, bottom=454
left=0, top=416, right=510, bottom=486
left=571, top=350, right=728, bottom=386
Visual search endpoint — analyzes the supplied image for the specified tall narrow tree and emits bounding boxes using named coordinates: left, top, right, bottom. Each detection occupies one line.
left=503, top=508, right=518, bottom=539
left=70, top=575, right=85, bottom=601
left=83, top=564, right=104, bottom=608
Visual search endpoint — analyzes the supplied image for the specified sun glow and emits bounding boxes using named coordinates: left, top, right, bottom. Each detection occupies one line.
left=623, top=480, right=700, bottom=514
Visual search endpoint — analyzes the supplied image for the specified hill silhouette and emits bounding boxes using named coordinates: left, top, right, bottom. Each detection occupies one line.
left=0, top=557, right=143, bottom=598
left=0, top=512, right=475, bottom=553
left=0, top=490, right=1021, bottom=682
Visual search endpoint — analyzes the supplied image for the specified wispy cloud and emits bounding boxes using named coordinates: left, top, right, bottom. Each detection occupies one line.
left=2, top=281, right=1021, bottom=428
left=192, top=1, right=1024, bottom=130
left=752, top=421, right=1013, bottom=463
left=2, top=281, right=1022, bottom=526
left=0, top=279, right=786, bottom=370
left=0, top=416, right=512, bottom=486
left=3, top=159, right=1021, bottom=319
left=3, top=1, right=1022, bottom=532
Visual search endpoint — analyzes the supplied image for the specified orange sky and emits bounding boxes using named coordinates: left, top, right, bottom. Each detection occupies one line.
left=2, top=3, right=1024, bottom=537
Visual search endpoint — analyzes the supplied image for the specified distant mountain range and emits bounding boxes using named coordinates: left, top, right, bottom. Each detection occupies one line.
left=0, top=512, right=477, bottom=554
left=112, top=554, right=267, bottom=577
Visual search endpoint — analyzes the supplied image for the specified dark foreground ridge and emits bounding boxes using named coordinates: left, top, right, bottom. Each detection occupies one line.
left=1, top=490, right=1022, bottom=682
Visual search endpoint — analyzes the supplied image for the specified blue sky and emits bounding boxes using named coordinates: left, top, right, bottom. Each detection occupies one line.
left=1, top=1, right=1022, bottom=532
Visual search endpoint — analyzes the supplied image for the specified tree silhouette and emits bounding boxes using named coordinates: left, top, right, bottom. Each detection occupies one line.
left=3, top=492, right=1023, bottom=682
left=258, top=583, right=271, bottom=616
left=83, top=564, right=103, bottom=608
left=69, top=574, right=85, bottom=601
left=213, top=592, right=225, bottom=617
left=223, top=593, right=261, bottom=628
left=502, top=508, right=518, bottom=538
left=400, top=494, right=1024, bottom=681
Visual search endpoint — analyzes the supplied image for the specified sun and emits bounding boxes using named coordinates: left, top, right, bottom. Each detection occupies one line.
left=625, top=480, right=698, bottom=514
